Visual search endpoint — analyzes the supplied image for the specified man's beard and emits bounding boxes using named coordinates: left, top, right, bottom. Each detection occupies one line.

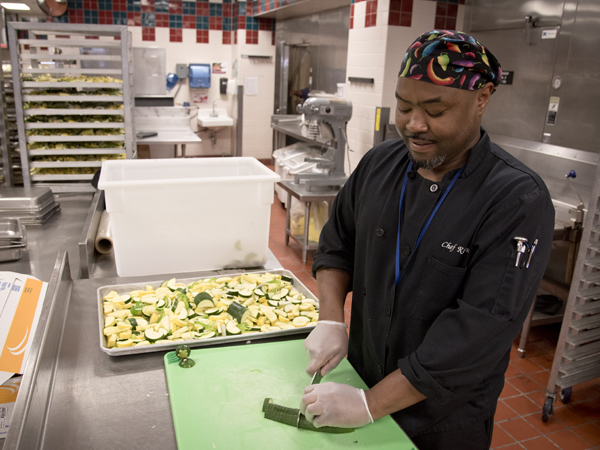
left=407, top=149, right=446, bottom=170
left=397, top=124, right=446, bottom=170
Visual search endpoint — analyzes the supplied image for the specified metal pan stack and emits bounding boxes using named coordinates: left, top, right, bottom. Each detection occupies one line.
left=0, top=187, right=60, bottom=225
left=0, top=217, right=26, bottom=262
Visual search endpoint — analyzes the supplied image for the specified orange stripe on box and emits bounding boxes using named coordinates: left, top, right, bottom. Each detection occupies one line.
left=0, top=379, right=20, bottom=403
left=0, top=278, right=44, bottom=374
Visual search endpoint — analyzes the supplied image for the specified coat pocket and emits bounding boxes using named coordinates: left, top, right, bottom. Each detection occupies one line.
left=411, top=256, right=467, bottom=321
left=492, top=249, right=526, bottom=320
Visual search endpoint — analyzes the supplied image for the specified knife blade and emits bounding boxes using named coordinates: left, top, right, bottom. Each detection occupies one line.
left=297, top=369, right=323, bottom=428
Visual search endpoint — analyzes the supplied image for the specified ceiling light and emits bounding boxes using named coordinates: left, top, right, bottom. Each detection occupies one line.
left=1, top=3, right=31, bottom=10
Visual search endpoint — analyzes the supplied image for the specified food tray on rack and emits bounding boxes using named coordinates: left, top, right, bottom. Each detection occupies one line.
left=97, top=269, right=319, bottom=356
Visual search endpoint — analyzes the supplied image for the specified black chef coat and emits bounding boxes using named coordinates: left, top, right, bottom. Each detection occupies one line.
left=312, top=130, right=555, bottom=437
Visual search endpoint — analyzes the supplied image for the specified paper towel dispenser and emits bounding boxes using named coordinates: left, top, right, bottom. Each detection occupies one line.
left=189, top=63, right=211, bottom=89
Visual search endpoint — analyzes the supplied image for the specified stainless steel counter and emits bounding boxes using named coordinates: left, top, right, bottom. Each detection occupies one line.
left=1, top=189, right=286, bottom=449
left=0, top=193, right=94, bottom=282
left=3, top=252, right=297, bottom=450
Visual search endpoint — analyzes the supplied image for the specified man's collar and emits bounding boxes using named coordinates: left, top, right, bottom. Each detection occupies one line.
left=449, top=128, right=490, bottom=180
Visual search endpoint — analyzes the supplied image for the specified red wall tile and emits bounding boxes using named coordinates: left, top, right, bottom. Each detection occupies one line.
left=142, top=27, right=155, bottom=42
left=170, top=28, right=182, bottom=43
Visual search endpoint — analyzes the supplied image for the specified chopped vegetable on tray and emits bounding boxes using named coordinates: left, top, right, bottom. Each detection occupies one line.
left=101, top=273, right=319, bottom=348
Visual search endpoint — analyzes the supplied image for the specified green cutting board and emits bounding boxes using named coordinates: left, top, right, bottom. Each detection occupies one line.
left=164, top=339, right=416, bottom=450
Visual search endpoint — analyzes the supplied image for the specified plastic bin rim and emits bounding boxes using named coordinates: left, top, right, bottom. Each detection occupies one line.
left=100, top=156, right=263, bottom=166
left=98, top=173, right=280, bottom=189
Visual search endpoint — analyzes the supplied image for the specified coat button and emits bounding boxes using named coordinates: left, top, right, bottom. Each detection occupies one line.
left=362, top=287, right=367, bottom=295
left=376, top=228, right=384, bottom=237
left=377, top=364, right=383, bottom=374
left=402, top=245, right=411, bottom=256
left=430, top=184, right=439, bottom=193
left=386, top=307, right=392, bottom=316
left=407, top=171, right=416, bottom=179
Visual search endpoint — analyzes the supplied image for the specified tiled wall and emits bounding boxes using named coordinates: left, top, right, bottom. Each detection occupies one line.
left=350, top=0, right=464, bottom=29
left=345, top=0, right=466, bottom=170
left=47, top=0, right=276, bottom=45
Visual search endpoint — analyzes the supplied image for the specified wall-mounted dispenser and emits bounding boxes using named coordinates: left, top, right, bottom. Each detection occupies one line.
left=188, top=63, right=211, bottom=88
left=220, top=77, right=228, bottom=94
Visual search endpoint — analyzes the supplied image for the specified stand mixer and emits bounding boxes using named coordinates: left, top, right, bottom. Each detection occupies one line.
left=294, top=97, right=352, bottom=190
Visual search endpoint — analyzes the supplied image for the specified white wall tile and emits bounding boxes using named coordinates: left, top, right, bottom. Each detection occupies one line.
left=456, top=5, right=466, bottom=32
left=411, top=0, right=436, bottom=33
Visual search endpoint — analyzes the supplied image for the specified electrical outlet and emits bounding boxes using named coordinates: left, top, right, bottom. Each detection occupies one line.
left=176, top=63, right=188, bottom=79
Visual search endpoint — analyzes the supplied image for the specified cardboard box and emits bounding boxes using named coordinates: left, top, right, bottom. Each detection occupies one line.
left=0, top=376, right=21, bottom=439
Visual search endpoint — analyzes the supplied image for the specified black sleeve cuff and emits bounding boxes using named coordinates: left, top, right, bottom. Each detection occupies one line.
left=398, top=354, right=457, bottom=405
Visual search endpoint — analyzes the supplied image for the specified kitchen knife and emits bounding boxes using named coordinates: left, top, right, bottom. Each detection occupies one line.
left=297, top=369, right=323, bottom=428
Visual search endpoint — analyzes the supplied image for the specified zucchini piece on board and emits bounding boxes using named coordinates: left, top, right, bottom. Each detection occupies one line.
left=227, top=301, right=249, bottom=323
left=262, top=398, right=354, bottom=433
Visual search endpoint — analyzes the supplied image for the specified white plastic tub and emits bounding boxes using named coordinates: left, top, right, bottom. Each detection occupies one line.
left=98, top=157, right=280, bottom=277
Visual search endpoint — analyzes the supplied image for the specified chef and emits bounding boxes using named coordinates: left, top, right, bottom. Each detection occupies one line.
left=299, top=30, right=555, bottom=449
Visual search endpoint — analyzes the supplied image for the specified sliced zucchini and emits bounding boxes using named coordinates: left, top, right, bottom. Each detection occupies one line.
left=119, top=330, right=132, bottom=340
left=116, top=339, right=134, bottom=348
left=226, top=320, right=241, bottom=335
left=238, top=288, right=253, bottom=298
left=128, top=317, right=148, bottom=330
left=193, top=291, right=214, bottom=306
left=267, top=300, right=279, bottom=307
left=144, top=328, right=167, bottom=342
left=196, top=299, right=215, bottom=309
left=280, top=275, right=293, bottom=283
left=265, top=311, right=278, bottom=324
left=116, top=321, right=132, bottom=331
left=292, top=316, right=311, bottom=327
left=227, top=301, right=250, bottom=323
left=199, top=331, right=216, bottom=339
left=205, top=307, right=225, bottom=316
left=107, top=334, right=117, bottom=348
left=142, top=305, right=157, bottom=318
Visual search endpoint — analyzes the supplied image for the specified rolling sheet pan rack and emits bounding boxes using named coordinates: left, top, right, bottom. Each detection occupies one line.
left=543, top=155, right=600, bottom=421
left=7, top=23, right=135, bottom=193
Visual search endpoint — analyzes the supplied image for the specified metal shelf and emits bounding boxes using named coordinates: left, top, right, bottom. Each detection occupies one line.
left=23, top=95, right=123, bottom=102
left=31, top=174, right=95, bottom=181
left=27, top=135, right=125, bottom=142
left=26, top=122, right=124, bottom=130
left=8, top=22, right=135, bottom=192
left=23, top=82, right=123, bottom=89
left=20, top=68, right=123, bottom=75
left=29, top=148, right=124, bottom=156
left=20, top=54, right=122, bottom=62
left=24, top=109, right=124, bottom=116
left=18, top=39, right=122, bottom=48
left=30, top=161, right=104, bottom=168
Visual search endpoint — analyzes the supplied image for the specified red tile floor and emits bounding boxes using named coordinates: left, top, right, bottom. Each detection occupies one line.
left=267, top=194, right=600, bottom=449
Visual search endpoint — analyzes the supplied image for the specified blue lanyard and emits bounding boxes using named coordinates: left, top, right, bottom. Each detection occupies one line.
left=395, top=161, right=464, bottom=286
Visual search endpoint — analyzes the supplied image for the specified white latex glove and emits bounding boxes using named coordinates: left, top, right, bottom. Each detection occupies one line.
left=304, top=320, right=348, bottom=376
left=300, top=382, right=374, bottom=428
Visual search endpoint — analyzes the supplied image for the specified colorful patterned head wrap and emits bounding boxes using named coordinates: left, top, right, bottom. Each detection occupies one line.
left=399, top=30, right=502, bottom=93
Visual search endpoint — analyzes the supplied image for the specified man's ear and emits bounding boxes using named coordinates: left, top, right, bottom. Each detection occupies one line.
left=476, top=82, right=495, bottom=116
